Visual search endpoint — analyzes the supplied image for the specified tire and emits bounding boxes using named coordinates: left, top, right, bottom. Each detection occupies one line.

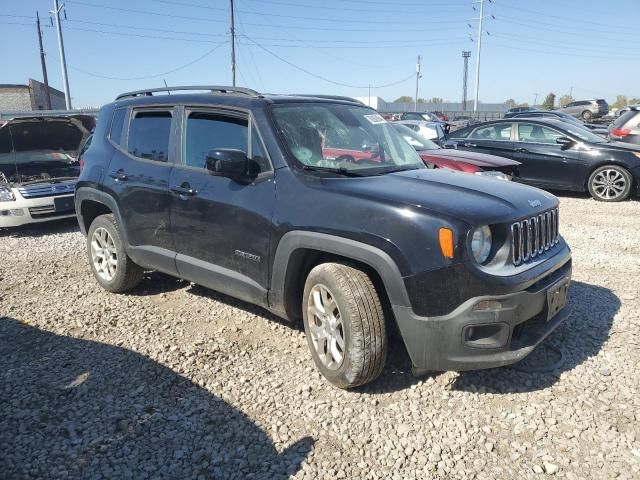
left=87, top=214, right=144, bottom=292
left=581, top=110, right=593, bottom=121
left=302, top=262, right=387, bottom=388
left=587, top=165, right=633, bottom=202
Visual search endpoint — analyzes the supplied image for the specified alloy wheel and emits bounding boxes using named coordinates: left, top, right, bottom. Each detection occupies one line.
left=591, top=169, right=627, bottom=200
left=91, top=227, right=118, bottom=281
left=307, top=284, right=345, bottom=370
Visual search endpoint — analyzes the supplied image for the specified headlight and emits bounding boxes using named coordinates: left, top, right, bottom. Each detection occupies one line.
left=471, top=225, right=492, bottom=264
left=0, top=186, right=15, bottom=202
left=475, top=170, right=511, bottom=181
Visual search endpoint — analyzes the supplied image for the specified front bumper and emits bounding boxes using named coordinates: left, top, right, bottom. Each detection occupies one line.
left=393, top=257, right=572, bottom=372
left=0, top=193, right=76, bottom=228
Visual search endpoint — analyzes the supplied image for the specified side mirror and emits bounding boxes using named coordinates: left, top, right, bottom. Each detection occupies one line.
left=555, top=136, right=575, bottom=147
left=205, top=149, right=251, bottom=182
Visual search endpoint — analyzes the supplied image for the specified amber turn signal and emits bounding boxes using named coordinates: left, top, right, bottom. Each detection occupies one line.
left=439, top=227, right=454, bottom=258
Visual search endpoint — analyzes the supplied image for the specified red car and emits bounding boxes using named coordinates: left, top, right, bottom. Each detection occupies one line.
left=391, top=123, right=519, bottom=180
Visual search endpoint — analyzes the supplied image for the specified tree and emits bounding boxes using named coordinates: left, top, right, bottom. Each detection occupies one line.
left=517, top=102, right=530, bottom=108
left=504, top=99, right=517, bottom=109
left=629, top=98, right=640, bottom=105
left=429, top=97, right=444, bottom=104
left=394, top=96, right=413, bottom=103
left=612, top=95, right=628, bottom=109
left=558, top=95, right=574, bottom=108
left=541, top=93, right=556, bottom=110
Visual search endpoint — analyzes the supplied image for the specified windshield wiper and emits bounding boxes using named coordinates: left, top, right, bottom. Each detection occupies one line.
left=301, top=165, right=370, bottom=177
left=374, top=165, right=423, bottom=175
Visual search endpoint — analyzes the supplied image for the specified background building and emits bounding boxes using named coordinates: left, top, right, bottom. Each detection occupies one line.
left=0, top=79, right=66, bottom=112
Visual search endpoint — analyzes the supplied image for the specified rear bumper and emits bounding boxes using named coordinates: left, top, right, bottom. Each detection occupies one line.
left=393, top=256, right=572, bottom=372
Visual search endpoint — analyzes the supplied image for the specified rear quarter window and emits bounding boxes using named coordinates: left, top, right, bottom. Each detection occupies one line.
left=109, top=108, right=127, bottom=146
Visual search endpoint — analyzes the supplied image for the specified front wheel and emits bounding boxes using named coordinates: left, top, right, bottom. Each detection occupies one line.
left=581, top=110, right=593, bottom=121
left=587, top=165, right=633, bottom=202
left=303, top=263, right=387, bottom=388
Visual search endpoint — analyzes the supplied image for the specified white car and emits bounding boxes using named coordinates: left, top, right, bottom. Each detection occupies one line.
left=396, top=120, right=445, bottom=142
left=0, top=115, right=94, bottom=228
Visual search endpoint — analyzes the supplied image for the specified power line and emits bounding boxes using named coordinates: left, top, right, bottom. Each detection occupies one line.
left=241, top=0, right=466, bottom=13
left=240, top=34, right=415, bottom=89
left=68, top=41, right=227, bottom=80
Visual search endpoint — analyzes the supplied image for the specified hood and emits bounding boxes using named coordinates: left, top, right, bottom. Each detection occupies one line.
left=418, top=149, right=520, bottom=168
left=0, top=115, right=93, bottom=185
left=323, top=168, right=557, bottom=225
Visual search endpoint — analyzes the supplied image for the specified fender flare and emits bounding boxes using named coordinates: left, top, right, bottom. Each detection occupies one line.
left=75, top=187, right=128, bottom=246
left=269, top=231, right=412, bottom=315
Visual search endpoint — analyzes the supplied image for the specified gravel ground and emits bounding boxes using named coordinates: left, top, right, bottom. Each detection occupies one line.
left=1, top=194, right=639, bottom=480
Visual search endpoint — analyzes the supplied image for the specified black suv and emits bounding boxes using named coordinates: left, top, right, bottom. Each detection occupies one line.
left=75, top=86, right=572, bottom=388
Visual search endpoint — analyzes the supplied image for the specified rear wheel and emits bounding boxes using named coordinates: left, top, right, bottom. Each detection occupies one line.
left=587, top=165, right=633, bottom=202
left=302, top=263, right=387, bottom=388
left=581, top=110, right=593, bottom=121
left=87, top=214, right=144, bottom=292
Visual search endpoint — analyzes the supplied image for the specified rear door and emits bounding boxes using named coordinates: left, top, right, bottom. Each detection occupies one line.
left=456, top=122, right=516, bottom=158
left=169, top=106, right=276, bottom=302
left=511, top=122, right=579, bottom=187
left=104, top=107, right=177, bottom=273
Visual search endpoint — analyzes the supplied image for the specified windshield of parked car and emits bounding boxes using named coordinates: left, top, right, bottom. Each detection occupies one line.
left=391, top=124, right=440, bottom=151
left=272, top=103, right=425, bottom=174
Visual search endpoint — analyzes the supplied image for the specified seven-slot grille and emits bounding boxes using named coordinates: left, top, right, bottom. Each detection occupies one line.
left=510, top=208, right=559, bottom=266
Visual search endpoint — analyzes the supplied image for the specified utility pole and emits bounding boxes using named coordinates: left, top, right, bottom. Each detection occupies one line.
left=462, top=51, right=470, bottom=112
left=51, top=0, right=71, bottom=109
left=569, top=85, right=573, bottom=97
left=473, top=0, right=484, bottom=112
left=368, top=83, right=371, bottom=107
left=414, top=55, right=421, bottom=112
left=36, top=12, right=52, bottom=110
left=534, top=93, right=539, bottom=106
left=230, top=0, right=236, bottom=86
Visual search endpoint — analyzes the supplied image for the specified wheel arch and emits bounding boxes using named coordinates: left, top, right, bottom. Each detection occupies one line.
left=269, top=231, right=411, bottom=324
left=75, top=188, right=127, bottom=244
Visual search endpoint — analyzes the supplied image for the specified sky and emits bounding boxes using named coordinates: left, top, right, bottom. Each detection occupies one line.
left=1, top=0, right=639, bottom=108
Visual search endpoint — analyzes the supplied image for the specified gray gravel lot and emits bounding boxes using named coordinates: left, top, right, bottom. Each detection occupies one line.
left=1, top=194, right=639, bottom=479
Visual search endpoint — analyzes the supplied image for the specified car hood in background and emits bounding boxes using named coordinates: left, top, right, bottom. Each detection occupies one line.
left=418, top=149, right=520, bottom=168
left=0, top=115, right=93, bottom=185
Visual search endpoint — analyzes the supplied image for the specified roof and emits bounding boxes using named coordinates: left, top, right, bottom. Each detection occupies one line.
left=0, top=84, right=30, bottom=89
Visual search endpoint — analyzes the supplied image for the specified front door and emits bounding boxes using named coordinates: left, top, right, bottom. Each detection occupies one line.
left=511, top=122, right=579, bottom=188
left=169, top=107, right=276, bottom=303
left=105, top=107, right=177, bottom=273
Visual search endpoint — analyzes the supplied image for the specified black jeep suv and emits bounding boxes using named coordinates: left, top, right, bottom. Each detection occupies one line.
left=75, top=86, right=572, bottom=388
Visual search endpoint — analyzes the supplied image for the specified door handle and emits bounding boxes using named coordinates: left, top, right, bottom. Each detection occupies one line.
left=109, top=170, right=128, bottom=181
left=516, top=148, right=528, bottom=153
left=463, top=142, right=477, bottom=147
left=170, top=185, right=197, bottom=196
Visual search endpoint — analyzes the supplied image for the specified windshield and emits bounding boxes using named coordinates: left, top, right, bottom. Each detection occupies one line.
left=391, top=123, right=440, bottom=151
left=272, top=103, right=424, bottom=174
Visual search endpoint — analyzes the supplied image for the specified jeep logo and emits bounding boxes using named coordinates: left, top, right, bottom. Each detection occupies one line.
left=528, top=200, right=542, bottom=208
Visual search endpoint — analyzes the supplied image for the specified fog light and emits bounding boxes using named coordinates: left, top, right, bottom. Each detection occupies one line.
left=462, top=323, right=510, bottom=349
left=473, top=300, right=502, bottom=311
left=0, top=209, right=24, bottom=216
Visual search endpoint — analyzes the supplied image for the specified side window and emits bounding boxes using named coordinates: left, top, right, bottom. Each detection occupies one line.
left=517, top=123, right=562, bottom=144
left=127, top=110, right=172, bottom=162
left=109, top=108, right=126, bottom=146
left=183, top=111, right=271, bottom=174
left=470, top=124, right=512, bottom=140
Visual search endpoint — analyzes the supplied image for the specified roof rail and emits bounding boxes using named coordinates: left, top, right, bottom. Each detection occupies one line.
left=290, top=94, right=364, bottom=105
left=115, top=85, right=260, bottom=100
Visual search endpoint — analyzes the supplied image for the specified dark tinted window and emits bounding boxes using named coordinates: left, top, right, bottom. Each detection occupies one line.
left=184, top=112, right=247, bottom=169
left=109, top=108, right=126, bottom=145
left=127, top=110, right=172, bottom=162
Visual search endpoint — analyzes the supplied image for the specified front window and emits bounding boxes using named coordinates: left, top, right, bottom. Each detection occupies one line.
left=516, top=123, right=562, bottom=144
left=272, top=103, right=424, bottom=175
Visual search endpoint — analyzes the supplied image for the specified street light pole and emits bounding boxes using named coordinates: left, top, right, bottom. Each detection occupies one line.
left=414, top=55, right=421, bottom=112
left=473, top=0, right=484, bottom=112
left=51, top=0, right=71, bottom=109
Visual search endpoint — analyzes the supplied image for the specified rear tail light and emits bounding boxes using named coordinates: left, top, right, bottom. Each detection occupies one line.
left=611, top=128, right=631, bottom=137
left=79, top=157, right=85, bottom=172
